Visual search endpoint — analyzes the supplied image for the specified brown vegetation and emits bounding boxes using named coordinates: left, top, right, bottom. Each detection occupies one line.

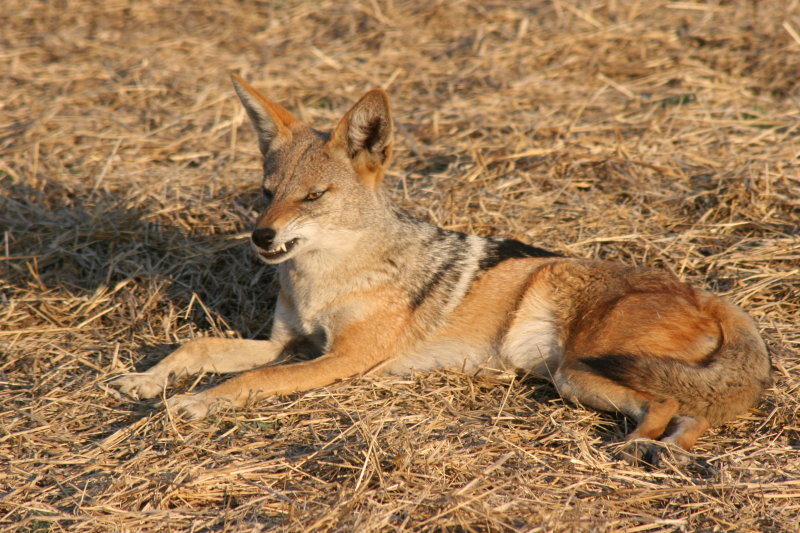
left=1, top=0, right=798, bottom=531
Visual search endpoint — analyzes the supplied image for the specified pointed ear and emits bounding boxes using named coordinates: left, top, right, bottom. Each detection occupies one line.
left=230, top=74, right=296, bottom=156
left=329, top=89, right=393, bottom=188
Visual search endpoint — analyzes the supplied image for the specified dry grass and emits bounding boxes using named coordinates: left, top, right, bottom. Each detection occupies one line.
left=2, top=0, right=799, bottom=531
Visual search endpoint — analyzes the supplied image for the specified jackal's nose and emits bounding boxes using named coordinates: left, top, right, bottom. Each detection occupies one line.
left=251, top=227, right=276, bottom=250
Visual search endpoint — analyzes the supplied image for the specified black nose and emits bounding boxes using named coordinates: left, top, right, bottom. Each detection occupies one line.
left=252, top=227, right=276, bottom=249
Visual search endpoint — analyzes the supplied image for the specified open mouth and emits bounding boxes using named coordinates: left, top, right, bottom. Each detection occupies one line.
left=258, top=238, right=300, bottom=261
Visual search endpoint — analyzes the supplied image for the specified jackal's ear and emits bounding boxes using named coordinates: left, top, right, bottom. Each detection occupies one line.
left=230, top=74, right=296, bottom=156
left=330, top=89, right=393, bottom=188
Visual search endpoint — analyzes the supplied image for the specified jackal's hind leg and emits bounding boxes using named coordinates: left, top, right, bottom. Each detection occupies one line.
left=625, top=397, right=680, bottom=440
left=554, top=362, right=698, bottom=466
left=619, top=397, right=681, bottom=465
left=662, top=414, right=710, bottom=450
left=621, top=404, right=710, bottom=467
left=553, top=363, right=649, bottom=423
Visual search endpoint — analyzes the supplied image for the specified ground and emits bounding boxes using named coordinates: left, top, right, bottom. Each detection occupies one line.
left=1, top=1, right=799, bottom=531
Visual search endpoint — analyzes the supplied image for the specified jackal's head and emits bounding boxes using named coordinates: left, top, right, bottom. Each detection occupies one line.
left=231, top=75, right=394, bottom=264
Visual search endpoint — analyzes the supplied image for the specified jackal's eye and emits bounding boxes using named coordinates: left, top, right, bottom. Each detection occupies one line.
left=304, top=189, right=327, bottom=202
left=262, top=188, right=274, bottom=202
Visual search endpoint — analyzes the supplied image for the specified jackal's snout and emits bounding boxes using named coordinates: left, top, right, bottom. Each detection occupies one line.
left=251, top=226, right=300, bottom=263
left=251, top=227, right=276, bottom=250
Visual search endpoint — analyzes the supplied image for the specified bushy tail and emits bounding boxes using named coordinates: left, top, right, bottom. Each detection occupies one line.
left=581, top=299, right=772, bottom=426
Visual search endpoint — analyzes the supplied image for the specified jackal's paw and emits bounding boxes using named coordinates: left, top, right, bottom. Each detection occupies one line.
left=617, top=439, right=691, bottom=468
left=616, top=438, right=651, bottom=465
left=111, top=373, right=165, bottom=400
left=165, top=393, right=216, bottom=420
left=648, top=442, right=692, bottom=468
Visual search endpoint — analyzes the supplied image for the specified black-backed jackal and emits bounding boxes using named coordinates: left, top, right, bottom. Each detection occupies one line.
left=112, top=75, right=772, bottom=462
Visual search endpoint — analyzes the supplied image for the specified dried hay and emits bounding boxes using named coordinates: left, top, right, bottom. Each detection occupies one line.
left=1, top=0, right=799, bottom=531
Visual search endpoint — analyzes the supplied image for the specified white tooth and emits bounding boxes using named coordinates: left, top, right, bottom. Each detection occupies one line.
left=279, top=243, right=286, bottom=252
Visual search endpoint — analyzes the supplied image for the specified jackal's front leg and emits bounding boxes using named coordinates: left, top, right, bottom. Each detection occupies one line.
left=111, top=338, right=286, bottom=400
left=166, top=307, right=409, bottom=419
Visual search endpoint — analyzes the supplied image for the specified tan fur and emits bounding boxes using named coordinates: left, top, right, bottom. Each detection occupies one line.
left=435, top=261, right=539, bottom=345
left=112, top=79, right=772, bottom=462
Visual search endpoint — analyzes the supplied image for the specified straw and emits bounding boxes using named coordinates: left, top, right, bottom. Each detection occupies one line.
left=1, top=0, right=798, bottom=530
